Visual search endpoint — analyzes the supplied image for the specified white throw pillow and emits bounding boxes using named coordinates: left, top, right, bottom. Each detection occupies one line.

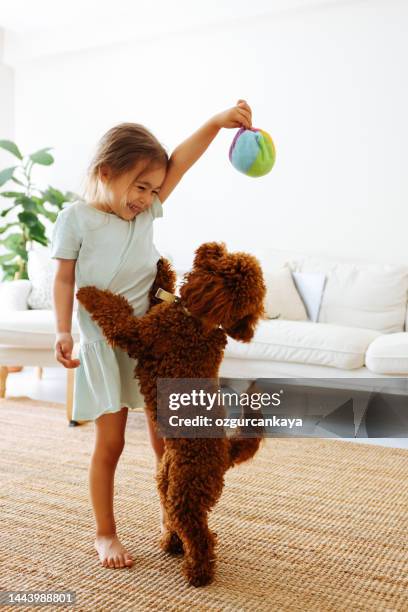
left=292, top=271, right=327, bottom=322
left=264, top=266, right=308, bottom=321
left=0, top=279, right=32, bottom=311
left=27, top=248, right=54, bottom=309
left=27, top=247, right=78, bottom=311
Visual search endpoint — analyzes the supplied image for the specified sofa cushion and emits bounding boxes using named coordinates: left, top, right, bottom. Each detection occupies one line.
left=253, top=248, right=408, bottom=334
left=0, top=310, right=80, bottom=348
left=264, top=266, right=308, bottom=321
left=225, top=319, right=381, bottom=370
left=366, top=333, right=408, bottom=374
left=298, top=258, right=408, bottom=334
left=0, top=280, right=32, bottom=311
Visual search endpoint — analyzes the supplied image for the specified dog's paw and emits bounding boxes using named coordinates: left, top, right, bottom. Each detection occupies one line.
left=76, top=286, right=99, bottom=310
left=182, top=559, right=215, bottom=587
left=159, top=531, right=184, bottom=556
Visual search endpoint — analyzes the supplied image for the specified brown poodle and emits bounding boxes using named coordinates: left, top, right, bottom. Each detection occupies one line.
left=76, top=242, right=266, bottom=587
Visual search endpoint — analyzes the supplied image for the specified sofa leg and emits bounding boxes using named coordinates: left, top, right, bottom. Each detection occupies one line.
left=36, top=367, right=43, bottom=380
left=0, top=366, right=8, bottom=398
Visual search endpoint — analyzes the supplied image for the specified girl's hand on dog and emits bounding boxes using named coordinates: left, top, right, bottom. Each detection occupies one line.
left=54, top=332, right=81, bottom=368
left=211, top=99, right=253, bottom=130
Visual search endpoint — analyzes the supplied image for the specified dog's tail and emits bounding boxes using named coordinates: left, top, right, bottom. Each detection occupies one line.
left=228, top=403, right=265, bottom=467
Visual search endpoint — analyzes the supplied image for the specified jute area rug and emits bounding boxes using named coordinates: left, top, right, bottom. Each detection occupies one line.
left=1, top=397, right=408, bottom=612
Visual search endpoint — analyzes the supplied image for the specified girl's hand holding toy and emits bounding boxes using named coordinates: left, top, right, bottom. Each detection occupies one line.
left=219, top=98, right=276, bottom=178
left=212, top=99, right=253, bottom=130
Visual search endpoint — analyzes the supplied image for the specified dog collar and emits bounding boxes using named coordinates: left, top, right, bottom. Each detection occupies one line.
left=155, top=288, right=191, bottom=316
left=155, top=288, right=223, bottom=330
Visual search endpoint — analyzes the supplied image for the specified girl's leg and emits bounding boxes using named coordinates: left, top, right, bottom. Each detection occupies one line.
left=144, top=409, right=165, bottom=470
left=144, top=410, right=166, bottom=531
left=90, top=406, right=134, bottom=569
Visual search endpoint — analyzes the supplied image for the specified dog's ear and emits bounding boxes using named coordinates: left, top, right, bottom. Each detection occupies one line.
left=193, top=242, right=227, bottom=271
left=223, top=312, right=259, bottom=343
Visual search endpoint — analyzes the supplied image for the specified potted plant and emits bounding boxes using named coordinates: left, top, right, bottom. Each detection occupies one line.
left=0, top=139, right=77, bottom=281
left=0, top=139, right=77, bottom=372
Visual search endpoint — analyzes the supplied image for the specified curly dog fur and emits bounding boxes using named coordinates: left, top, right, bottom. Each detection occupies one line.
left=77, top=242, right=266, bottom=587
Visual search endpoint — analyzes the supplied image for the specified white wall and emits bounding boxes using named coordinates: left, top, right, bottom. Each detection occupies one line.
left=9, top=0, right=408, bottom=270
left=0, top=29, right=15, bottom=265
left=0, top=28, right=14, bottom=167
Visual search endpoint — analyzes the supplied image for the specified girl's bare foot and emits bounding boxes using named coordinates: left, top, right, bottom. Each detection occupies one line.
left=94, top=534, right=134, bottom=568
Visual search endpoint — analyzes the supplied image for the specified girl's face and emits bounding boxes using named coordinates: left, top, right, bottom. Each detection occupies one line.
left=99, top=160, right=167, bottom=221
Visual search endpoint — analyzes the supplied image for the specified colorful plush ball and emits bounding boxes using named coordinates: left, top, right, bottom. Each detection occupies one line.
left=229, top=127, right=276, bottom=177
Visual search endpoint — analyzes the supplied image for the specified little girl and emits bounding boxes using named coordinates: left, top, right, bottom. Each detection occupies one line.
left=51, top=100, right=252, bottom=570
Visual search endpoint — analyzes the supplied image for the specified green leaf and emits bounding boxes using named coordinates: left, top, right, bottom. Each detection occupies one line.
left=1, top=206, right=14, bottom=218
left=15, top=194, right=38, bottom=212
left=30, top=195, right=45, bottom=206
left=30, top=233, right=48, bottom=247
left=1, top=263, right=20, bottom=281
left=1, top=233, right=24, bottom=253
left=35, top=201, right=58, bottom=222
left=0, top=166, right=17, bottom=187
left=0, top=252, right=17, bottom=262
left=0, top=223, right=18, bottom=234
left=19, top=249, right=28, bottom=262
left=11, top=176, right=26, bottom=187
left=0, top=140, right=23, bottom=160
left=0, top=191, right=24, bottom=198
left=18, top=211, right=39, bottom=227
left=42, top=186, right=66, bottom=206
left=28, top=221, right=47, bottom=242
left=29, top=148, right=54, bottom=166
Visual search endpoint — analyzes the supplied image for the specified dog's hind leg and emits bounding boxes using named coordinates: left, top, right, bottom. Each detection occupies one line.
left=160, top=529, right=184, bottom=556
left=157, top=455, right=184, bottom=556
left=169, top=508, right=216, bottom=587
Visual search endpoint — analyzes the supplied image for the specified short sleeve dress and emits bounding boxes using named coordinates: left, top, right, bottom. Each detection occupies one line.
left=50, top=197, right=164, bottom=421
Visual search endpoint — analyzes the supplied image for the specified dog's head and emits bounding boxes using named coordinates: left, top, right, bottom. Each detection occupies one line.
left=179, top=242, right=266, bottom=342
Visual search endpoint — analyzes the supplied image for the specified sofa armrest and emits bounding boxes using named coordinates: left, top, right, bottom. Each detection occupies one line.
left=0, top=279, right=32, bottom=311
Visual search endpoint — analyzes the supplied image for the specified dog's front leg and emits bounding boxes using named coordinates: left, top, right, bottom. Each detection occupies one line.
left=76, top=286, right=142, bottom=355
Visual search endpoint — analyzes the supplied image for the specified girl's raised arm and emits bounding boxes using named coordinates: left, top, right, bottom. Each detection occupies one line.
left=158, top=99, right=252, bottom=203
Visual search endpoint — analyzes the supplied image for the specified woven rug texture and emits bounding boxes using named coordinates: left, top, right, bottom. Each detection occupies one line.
left=1, top=397, right=408, bottom=612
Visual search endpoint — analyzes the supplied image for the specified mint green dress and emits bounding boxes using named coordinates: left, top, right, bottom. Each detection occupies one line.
left=50, top=197, right=163, bottom=421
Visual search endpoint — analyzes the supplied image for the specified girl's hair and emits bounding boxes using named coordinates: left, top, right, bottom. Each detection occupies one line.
left=82, top=122, right=169, bottom=202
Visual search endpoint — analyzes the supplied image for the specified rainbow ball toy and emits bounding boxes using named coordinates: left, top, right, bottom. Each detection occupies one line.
left=229, top=127, right=276, bottom=177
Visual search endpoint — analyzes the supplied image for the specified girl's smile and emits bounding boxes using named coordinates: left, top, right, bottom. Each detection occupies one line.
left=96, top=161, right=166, bottom=220
left=127, top=202, right=143, bottom=214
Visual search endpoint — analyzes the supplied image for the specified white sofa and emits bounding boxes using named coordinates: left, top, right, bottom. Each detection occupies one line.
left=219, top=248, right=408, bottom=381
left=1, top=247, right=407, bottom=424
left=0, top=278, right=80, bottom=422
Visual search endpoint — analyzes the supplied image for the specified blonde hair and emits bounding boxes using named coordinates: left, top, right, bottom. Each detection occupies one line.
left=82, top=122, right=169, bottom=202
